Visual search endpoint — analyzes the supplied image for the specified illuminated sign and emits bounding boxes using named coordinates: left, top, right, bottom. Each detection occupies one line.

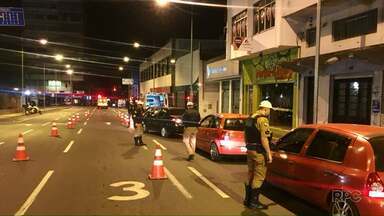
left=206, top=59, right=239, bottom=81
left=48, top=80, right=62, bottom=87
left=0, top=7, right=25, bottom=26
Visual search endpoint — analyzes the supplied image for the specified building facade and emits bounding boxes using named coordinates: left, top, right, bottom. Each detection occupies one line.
left=140, top=39, right=224, bottom=108
left=226, top=0, right=384, bottom=136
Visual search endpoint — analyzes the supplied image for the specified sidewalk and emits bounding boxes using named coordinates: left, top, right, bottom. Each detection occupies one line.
left=0, top=106, right=70, bottom=120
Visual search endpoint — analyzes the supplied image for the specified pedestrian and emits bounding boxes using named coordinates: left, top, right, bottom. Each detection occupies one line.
left=243, top=100, right=273, bottom=210
left=181, top=101, right=201, bottom=161
left=132, top=100, right=145, bottom=146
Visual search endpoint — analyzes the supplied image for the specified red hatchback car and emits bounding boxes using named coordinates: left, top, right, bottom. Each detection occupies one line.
left=196, top=114, right=248, bottom=161
left=267, top=124, right=384, bottom=216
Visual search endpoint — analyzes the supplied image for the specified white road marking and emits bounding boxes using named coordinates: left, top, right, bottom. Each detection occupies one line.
left=153, top=139, right=167, bottom=151
left=142, top=145, right=148, bottom=150
left=22, top=129, right=34, bottom=135
left=0, top=142, right=4, bottom=146
left=164, top=167, right=192, bottom=199
left=106, top=122, right=111, bottom=125
left=83, top=122, right=87, bottom=126
left=63, top=140, right=75, bottom=153
left=107, top=181, right=150, bottom=201
left=24, top=124, right=32, bottom=126
left=77, top=128, right=83, bottom=135
left=187, top=167, right=230, bottom=198
left=54, top=117, right=60, bottom=121
left=41, top=122, right=50, bottom=126
left=14, top=170, right=54, bottom=216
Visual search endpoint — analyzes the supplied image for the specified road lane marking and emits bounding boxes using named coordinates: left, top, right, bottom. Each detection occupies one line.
left=15, top=170, right=54, bottom=216
left=106, top=122, right=111, bottom=125
left=54, top=117, right=60, bottom=121
left=142, top=145, right=148, bottom=150
left=187, top=167, right=230, bottom=199
left=83, top=122, right=87, bottom=126
left=63, top=140, right=75, bottom=153
left=164, top=167, right=192, bottom=199
left=41, top=122, right=50, bottom=126
left=0, top=142, right=4, bottom=146
left=22, top=129, right=34, bottom=135
left=24, top=124, right=32, bottom=126
left=153, top=139, right=167, bottom=151
left=77, top=128, right=83, bottom=135
left=108, top=181, right=150, bottom=201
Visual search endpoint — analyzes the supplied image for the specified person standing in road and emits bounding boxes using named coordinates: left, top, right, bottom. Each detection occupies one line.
left=243, top=100, right=273, bottom=210
left=182, top=101, right=201, bottom=161
left=132, top=100, right=145, bottom=146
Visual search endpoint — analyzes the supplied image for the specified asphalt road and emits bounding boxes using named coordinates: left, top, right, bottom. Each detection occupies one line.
left=0, top=107, right=327, bottom=215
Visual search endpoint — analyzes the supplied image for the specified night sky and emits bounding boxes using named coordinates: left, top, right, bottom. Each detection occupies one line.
left=0, top=0, right=227, bottom=94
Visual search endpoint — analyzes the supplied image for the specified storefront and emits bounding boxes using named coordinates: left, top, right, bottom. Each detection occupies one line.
left=241, top=48, right=299, bottom=136
left=201, top=58, right=240, bottom=116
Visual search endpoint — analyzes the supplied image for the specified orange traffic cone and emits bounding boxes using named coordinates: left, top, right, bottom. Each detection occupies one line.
left=148, top=145, right=167, bottom=180
left=67, top=118, right=75, bottom=129
left=124, top=117, right=129, bottom=127
left=13, top=134, right=30, bottom=161
left=51, top=122, right=59, bottom=137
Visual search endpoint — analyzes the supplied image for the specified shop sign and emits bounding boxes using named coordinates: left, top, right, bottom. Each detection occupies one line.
left=207, top=59, right=239, bottom=81
left=372, top=100, right=380, bottom=113
left=256, top=68, right=294, bottom=81
left=0, top=8, right=25, bottom=26
left=150, top=86, right=171, bottom=94
left=48, top=80, right=61, bottom=87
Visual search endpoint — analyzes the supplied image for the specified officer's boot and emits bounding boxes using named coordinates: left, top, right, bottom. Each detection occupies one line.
left=243, top=184, right=252, bottom=207
left=248, top=188, right=268, bottom=210
left=139, top=136, right=145, bottom=146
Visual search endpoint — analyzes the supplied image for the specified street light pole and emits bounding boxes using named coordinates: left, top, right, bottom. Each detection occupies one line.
left=43, top=64, right=46, bottom=109
left=313, top=0, right=321, bottom=123
left=21, top=47, right=24, bottom=107
left=189, top=6, right=194, bottom=102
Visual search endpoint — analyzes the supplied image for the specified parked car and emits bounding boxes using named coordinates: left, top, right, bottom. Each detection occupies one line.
left=267, top=124, right=384, bottom=216
left=196, top=114, right=248, bottom=161
left=142, top=107, right=185, bottom=137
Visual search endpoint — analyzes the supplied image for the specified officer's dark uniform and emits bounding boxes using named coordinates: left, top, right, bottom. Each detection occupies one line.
left=132, top=104, right=145, bottom=146
left=244, top=109, right=271, bottom=209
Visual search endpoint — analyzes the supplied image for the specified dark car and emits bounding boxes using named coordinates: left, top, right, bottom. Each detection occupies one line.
left=142, top=107, right=185, bottom=137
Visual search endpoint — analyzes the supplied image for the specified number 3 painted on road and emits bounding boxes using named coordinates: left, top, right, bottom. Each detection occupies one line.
left=108, top=181, right=150, bottom=201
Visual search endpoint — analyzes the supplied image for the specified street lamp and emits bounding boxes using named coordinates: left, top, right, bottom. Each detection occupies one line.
left=119, top=66, right=124, bottom=71
left=55, top=54, right=64, bottom=62
left=39, top=38, right=48, bottom=45
left=133, top=42, right=140, bottom=48
left=156, top=0, right=170, bottom=7
left=65, top=64, right=71, bottom=69
left=66, top=69, right=74, bottom=75
left=123, top=56, right=130, bottom=62
left=170, top=58, right=176, bottom=64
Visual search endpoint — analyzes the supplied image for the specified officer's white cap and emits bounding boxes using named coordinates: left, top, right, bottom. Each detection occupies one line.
left=187, top=101, right=194, bottom=106
left=259, top=100, right=273, bottom=109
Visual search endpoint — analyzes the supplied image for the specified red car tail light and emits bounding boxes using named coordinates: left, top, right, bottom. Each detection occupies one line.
left=366, top=172, right=384, bottom=198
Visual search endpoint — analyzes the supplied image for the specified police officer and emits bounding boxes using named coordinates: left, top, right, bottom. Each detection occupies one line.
left=182, top=101, right=201, bottom=161
left=243, top=100, right=273, bottom=210
left=132, top=100, right=145, bottom=146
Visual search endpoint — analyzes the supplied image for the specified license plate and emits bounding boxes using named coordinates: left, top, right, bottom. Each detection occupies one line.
left=240, top=147, right=247, bottom=152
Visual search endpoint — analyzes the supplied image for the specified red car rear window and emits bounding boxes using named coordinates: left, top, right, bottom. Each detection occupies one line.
left=369, top=136, right=384, bottom=172
left=224, top=118, right=245, bottom=131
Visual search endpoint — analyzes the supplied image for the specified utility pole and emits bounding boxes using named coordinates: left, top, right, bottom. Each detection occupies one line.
left=43, top=64, right=46, bottom=109
left=189, top=6, right=194, bottom=102
left=313, top=0, right=322, bottom=123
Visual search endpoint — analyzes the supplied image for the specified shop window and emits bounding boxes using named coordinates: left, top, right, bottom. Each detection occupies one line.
left=232, top=80, right=240, bottom=113
left=232, top=10, right=247, bottom=43
left=333, top=9, right=378, bottom=41
left=253, top=0, right=275, bottom=35
left=221, top=81, right=230, bottom=113
left=333, top=78, right=372, bottom=124
left=261, top=83, right=293, bottom=129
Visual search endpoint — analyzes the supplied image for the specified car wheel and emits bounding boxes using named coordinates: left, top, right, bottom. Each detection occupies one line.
left=330, top=199, right=359, bottom=216
left=210, top=143, right=221, bottom=161
left=160, top=127, right=169, bottom=137
left=143, top=123, right=148, bottom=133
